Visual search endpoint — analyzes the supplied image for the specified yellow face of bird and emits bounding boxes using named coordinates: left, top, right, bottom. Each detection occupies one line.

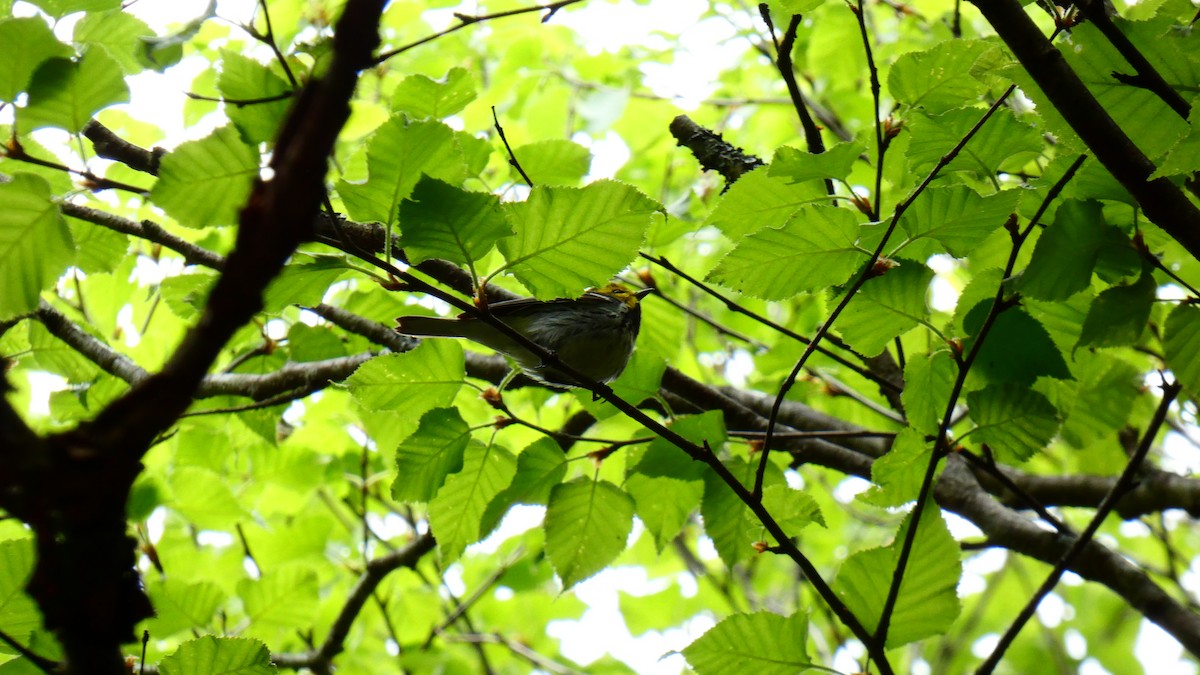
left=588, top=283, right=642, bottom=309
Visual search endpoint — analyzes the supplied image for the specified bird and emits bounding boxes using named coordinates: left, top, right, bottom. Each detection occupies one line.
left=395, top=283, right=652, bottom=388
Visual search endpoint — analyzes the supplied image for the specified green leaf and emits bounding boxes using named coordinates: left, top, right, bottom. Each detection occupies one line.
left=906, top=108, right=1042, bottom=179
left=755, top=484, right=825, bottom=541
left=834, top=507, right=961, bottom=648
left=888, top=40, right=991, bottom=111
left=1056, top=356, right=1141, bottom=448
left=498, top=180, right=659, bottom=298
left=344, top=342, right=463, bottom=420
left=429, top=442, right=517, bottom=561
left=768, top=142, right=864, bottom=184
left=1076, top=271, right=1155, bottom=350
left=765, top=0, right=827, bottom=15
left=899, top=187, right=1019, bottom=258
left=704, top=168, right=826, bottom=239
left=66, top=218, right=126, bottom=274
left=391, top=67, right=477, bottom=119
left=835, top=260, right=933, bottom=356
left=1164, top=304, right=1200, bottom=397
left=610, top=350, right=666, bottom=404
left=967, top=383, right=1061, bottom=462
left=1019, top=200, right=1106, bottom=301
left=862, top=428, right=938, bottom=507
left=160, top=271, right=217, bottom=318
left=137, top=2, right=215, bottom=72
left=635, top=414, right=724, bottom=480
left=1059, top=24, right=1190, bottom=157
left=20, top=49, right=129, bottom=132
left=151, top=125, right=260, bottom=229
left=626, top=473, right=703, bottom=553
left=261, top=257, right=348, bottom=313
left=285, top=323, right=347, bottom=363
left=398, top=176, right=511, bottom=266
left=963, top=305, right=1072, bottom=385
left=480, top=437, right=568, bottom=535
left=72, top=10, right=154, bottom=75
left=0, top=174, right=74, bottom=320
left=240, top=567, right=318, bottom=630
left=510, top=139, right=591, bottom=187
left=682, top=611, right=811, bottom=674
left=706, top=205, right=865, bottom=299
left=1154, top=102, right=1200, bottom=178
left=544, top=478, right=634, bottom=589
left=392, top=408, right=471, bottom=504
left=143, top=578, right=224, bottom=637
left=901, top=350, right=956, bottom=436
left=22, top=0, right=120, bottom=19
left=159, top=636, right=276, bottom=675
left=217, top=50, right=293, bottom=144
left=337, top=117, right=461, bottom=227
left=168, top=467, right=247, bottom=529
left=495, top=438, right=567, bottom=508
left=0, top=17, right=71, bottom=102
left=0, top=540, right=40, bottom=644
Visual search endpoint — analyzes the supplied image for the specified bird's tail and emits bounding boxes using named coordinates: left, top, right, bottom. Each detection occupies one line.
left=394, top=315, right=466, bottom=338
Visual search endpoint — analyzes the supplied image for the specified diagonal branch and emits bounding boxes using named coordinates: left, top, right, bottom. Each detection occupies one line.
left=272, top=532, right=436, bottom=671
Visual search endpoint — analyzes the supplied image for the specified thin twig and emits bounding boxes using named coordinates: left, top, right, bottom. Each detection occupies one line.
left=493, top=106, right=533, bottom=189
left=852, top=0, right=885, bottom=219
left=185, top=91, right=295, bottom=106
left=3, top=139, right=149, bottom=194
left=373, top=0, right=585, bottom=65
left=252, top=0, right=299, bottom=89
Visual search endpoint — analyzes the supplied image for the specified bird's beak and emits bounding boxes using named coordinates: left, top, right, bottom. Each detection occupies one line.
left=635, top=287, right=655, bottom=299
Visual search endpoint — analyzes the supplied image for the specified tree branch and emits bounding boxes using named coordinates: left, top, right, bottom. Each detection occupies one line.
left=969, top=0, right=1200, bottom=259
left=273, top=532, right=436, bottom=670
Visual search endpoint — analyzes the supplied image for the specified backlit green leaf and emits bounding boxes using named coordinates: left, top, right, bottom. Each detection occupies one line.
left=391, top=67, right=477, bottom=119
left=398, top=176, right=510, bottom=266
left=707, top=205, right=865, bottom=299
left=21, top=49, right=129, bottom=131
left=151, top=125, right=260, bottom=228
left=683, top=611, right=811, bottom=674
left=499, top=180, right=659, bottom=298
left=545, top=478, right=634, bottom=589
left=834, top=507, right=961, bottom=648
left=0, top=17, right=72, bottom=102
left=337, top=117, right=462, bottom=227
left=392, top=408, right=471, bottom=504
left=0, top=174, right=74, bottom=320
left=968, top=383, right=1061, bottom=462
left=1076, top=270, right=1156, bottom=350
left=429, top=442, right=517, bottom=561
left=1020, top=200, right=1107, bottom=301
left=835, top=260, right=933, bottom=356
left=159, top=636, right=275, bottom=675
left=344, top=342, right=464, bottom=421
left=1164, top=303, right=1200, bottom=397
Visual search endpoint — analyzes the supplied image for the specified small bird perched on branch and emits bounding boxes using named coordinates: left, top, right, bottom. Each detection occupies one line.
left=395, top=283, right=652, bottom=387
